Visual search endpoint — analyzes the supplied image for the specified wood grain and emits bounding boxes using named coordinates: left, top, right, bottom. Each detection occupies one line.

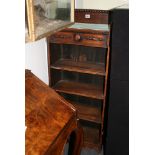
left=25, top=70, right=83, bottom=155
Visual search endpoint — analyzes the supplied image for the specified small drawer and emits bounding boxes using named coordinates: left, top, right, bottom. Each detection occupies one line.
left=73, top=33, right=107, bottom=48
left=50, top=31, right=108, bottom=48
left=50, top=32, right=74, bottom=44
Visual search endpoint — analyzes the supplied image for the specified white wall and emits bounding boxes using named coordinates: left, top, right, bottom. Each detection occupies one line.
left=75, top=0, right=128, bottom=10
left=25, top=38, right=49, bottom=84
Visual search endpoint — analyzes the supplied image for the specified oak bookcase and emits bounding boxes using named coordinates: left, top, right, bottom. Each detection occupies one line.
left=47, top=9, right=111, bottom=151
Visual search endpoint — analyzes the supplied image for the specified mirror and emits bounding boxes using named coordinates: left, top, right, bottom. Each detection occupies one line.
left=26, top=0, right=74, bottom=42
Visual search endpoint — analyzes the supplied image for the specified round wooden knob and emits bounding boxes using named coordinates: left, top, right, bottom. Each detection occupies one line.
left=75, top=34, right=81, bottom=41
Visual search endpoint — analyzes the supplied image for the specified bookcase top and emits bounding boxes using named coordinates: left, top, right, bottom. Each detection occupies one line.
left=69, top=23, right=110, bottom=31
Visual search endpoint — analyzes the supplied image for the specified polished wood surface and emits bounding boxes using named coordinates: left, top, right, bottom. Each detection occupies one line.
left=25, top=70, right=83, bottom=155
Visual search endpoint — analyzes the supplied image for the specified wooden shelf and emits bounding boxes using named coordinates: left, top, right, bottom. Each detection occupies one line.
left=51, top=59, right=105, bottom=76
left=53, top=80, right=104, bottom=100
left=82, top=125, right=101, bottom=151
left=71, top=101, right=102, bottom=124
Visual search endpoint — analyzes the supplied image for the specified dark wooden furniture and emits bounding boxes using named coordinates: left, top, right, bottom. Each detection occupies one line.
left=47, top=9, right=111, bottom=151
left=25, top=70, right=83, bottom=155
left=104, top=9, right=129, bottom=155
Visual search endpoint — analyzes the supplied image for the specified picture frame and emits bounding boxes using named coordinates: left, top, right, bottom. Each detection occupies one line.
left=25, top=0, right=74, bottom=42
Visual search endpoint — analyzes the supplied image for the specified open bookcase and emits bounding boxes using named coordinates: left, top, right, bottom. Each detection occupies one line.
left=47, top=9, right=111, bottom=152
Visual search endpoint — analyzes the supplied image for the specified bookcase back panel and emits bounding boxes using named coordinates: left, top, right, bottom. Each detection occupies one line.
left=50, top=44, right=107, bottom=65
left=61, top=93, right=102, bottom=108
left=51, top=69, right=104, bottom=87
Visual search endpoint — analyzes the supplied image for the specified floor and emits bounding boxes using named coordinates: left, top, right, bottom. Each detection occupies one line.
left=64, top=143, right=103, bottom=155
left=80, top=148, right=103, bottom=155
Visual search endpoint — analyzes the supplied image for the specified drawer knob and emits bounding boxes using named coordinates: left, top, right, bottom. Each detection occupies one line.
left=75, top=34, right=81, bottom=41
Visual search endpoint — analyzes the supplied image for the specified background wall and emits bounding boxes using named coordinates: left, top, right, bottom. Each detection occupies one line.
left=75, top=0, right=128, bottom=10
left=25, top=38, right=49, bottom=84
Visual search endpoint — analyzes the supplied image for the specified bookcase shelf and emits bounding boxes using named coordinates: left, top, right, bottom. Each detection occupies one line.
left=53, top=80, right=104, bottom=100
left=71, top=101, right=102, bottom=124
left=80, top=120, right=101, bottom=151
left=51, top=59, right=105, bottom=76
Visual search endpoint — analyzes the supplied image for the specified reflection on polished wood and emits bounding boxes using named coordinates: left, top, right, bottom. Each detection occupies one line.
left=25, top=70, right=83, bottom=155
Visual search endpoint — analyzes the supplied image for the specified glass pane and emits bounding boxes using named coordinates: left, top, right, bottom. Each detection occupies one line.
left=34, top=0, right=71, bottom=20
left=33, top=0, right=73, bottom=40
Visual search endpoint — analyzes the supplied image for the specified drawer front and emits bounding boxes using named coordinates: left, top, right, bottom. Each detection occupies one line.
left=50, top=31, right=108, bottom=48
left=50, top=32, right=74, bottom=44
left=75, top=33, right=107, bottom=48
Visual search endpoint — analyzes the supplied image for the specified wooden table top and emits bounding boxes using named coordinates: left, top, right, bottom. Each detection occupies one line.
left=25, top=70, right=77, bottom=155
